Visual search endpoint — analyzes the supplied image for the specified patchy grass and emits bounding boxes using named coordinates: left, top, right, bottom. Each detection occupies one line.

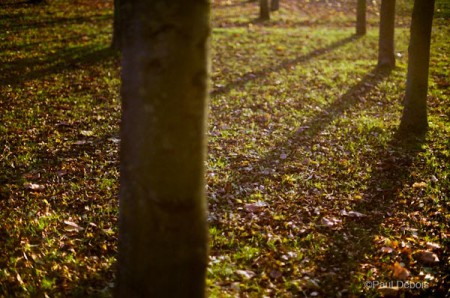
left=0, top=0, right=449, bottom=297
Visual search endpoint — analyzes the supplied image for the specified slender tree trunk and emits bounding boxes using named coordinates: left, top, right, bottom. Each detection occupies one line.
left=260, top=0, right=270, bottom=20
left=116, top=0, right=210, bottom=296
left=399, top=0, right=435, bottom=135
left=378, top=0, right=396, bottom=69
left=356, top=0, right=366, bottom=35
left=271, top=0, right=279, bottom=11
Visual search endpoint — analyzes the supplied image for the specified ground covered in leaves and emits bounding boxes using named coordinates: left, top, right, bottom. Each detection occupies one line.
left=0, top=0, right=449, bottom=297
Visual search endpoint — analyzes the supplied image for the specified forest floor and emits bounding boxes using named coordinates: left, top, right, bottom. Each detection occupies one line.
left=0, top=0, right=449, bottom=297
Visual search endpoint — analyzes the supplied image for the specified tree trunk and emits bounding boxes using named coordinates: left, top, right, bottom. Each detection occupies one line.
left=399, top=0, right=435, bottom=135
left=378, top=0, right=396, bottom=69
left=260, top=0, right=270, bottom=20
left=271, top=0, right=279, bottom=11
left=116, top=0, right=210, bottom=297
left=356, top=0, right=366, bottom=35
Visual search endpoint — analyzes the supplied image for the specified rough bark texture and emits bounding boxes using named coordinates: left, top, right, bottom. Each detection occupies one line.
left=260, top=0, right=270, bottom=20
left=378, top=0, right=396, bottom=69
left=116, top=1, right=210, bottom=297
left=271, top=0, right=279, bottom=11
left=399, top=0, right=435, bottom=135
left=356, top=0, right=366, bottom=35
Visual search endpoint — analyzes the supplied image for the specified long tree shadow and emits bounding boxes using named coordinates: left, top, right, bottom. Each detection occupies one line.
left=0, top=59, right=120, bottom=298
left=211, top=34, right=360, bottom=97
left=211, top=67, right=391, bottom=195
left=208, top=63, right=450, bottom=296
left=0, top=4, right=119, bottom=295
left=313, top=133, right=449, bottom=297
left=0, top=45, right=117, bottom=89
left=2, top=14, right=111, bottom=32
left=316, top=127, right=448, bottom=297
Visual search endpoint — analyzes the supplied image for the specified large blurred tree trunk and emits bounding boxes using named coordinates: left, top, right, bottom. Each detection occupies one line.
left=377, top=0, right=396, bottom=69
left=260, top=0, right=270, bottom=20
left=116, top=0, right=210, bottom=296
left=356, top=0, right=366, bottom=35
left=399, top=0, right=435, bottom=135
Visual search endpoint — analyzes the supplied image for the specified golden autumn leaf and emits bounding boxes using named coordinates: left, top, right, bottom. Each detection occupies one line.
left=392, top=262, right=410, bottom=280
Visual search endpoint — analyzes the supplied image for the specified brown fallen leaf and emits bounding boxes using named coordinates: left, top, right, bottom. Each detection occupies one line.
left=414, top=250, right=439, bottom=265
left=236, top=269, right=256, bottom=280
left=380, top=246, right=394, bottom=254
left=378, top=286, right=400, bottom=297
left=23, top=183, right=45, bottom=191
left=64, top=220, right=83, bottom=232
left=73, top=140, right=87, bottom=145
left=269, top=270, right=282, bottom=279
left=321, top=216, right=341, bottom=227
left=244, top=201, right=268, bottom=213
left=426, top=242, right=441, bottom=251
left=392, top=262, right=410, bottom=280
left=80, top=130, right=94, bottom=136
left=16, top=273, right=24, bottom=285
left=341, top=210, right=367, bottom=218
left=412, top=181, right=427, bottom=189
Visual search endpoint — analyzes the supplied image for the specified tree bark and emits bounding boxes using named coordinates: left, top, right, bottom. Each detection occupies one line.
left=399, top=0, right=435, bottom=135
left=116, top=1, right=210, bottom=297
left=356, top=0, right=366, bottom=35
left=378, top=0, right=396, bottom=69
left=260, top=0, right=270, bottom=20
left=271, top=0, right=279, bottom=11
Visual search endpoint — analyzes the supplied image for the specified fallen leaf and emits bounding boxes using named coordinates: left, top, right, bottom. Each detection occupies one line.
left=244, top=201, right=268, bottom=213
left=64, top=220, right=83, bottom=232
left=426, top=242, right=441, bottom=251
left=73, top=140, right=87, bottom=145
left=414, top=250, right=439, bottom=264
left=412, top=182, right=427, bottom=189
left=16, top=273, right=24, bottom=285
left=392, top=262, right=410, bottom=280
left=321, top=216, right=341, bottom=227
left=341, top=210, right=367, bottom=218
left=378, top=286, right=400, bottom=297
left=80, top=130, right=94, bottom=136
left=236, top=269, right=256, bottom=280
left=269, top=270, right=282, bottom=279
left=381, top=247, right=394, bottom=253
left=23, top=183, right=45, bottom=191
left=108, top=137, right=121, bottom=144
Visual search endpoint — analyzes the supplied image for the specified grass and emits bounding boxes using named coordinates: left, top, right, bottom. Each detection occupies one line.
left=0, top=0, right=449, bottom=297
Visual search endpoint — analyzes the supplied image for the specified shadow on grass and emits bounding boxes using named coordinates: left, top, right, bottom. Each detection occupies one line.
left=312, top=132, right=450, bottom=297
left=1, top=14, right=111, bottom=32
left=210, top=58, right=448, bottom=295
left=0, top=45, right=117, bottom=88
left=208, top=66, right=400, bottom=293
left=0, top=1, right=30, bottom=7
left=211, top=34, right=361, bottom=97
left=0, top=4, right=119, bottom=295
left=214, top=67, right=391, bottom=190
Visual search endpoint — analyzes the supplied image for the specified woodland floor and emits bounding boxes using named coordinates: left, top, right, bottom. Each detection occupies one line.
left=0, top=0, right=449, bottom=297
